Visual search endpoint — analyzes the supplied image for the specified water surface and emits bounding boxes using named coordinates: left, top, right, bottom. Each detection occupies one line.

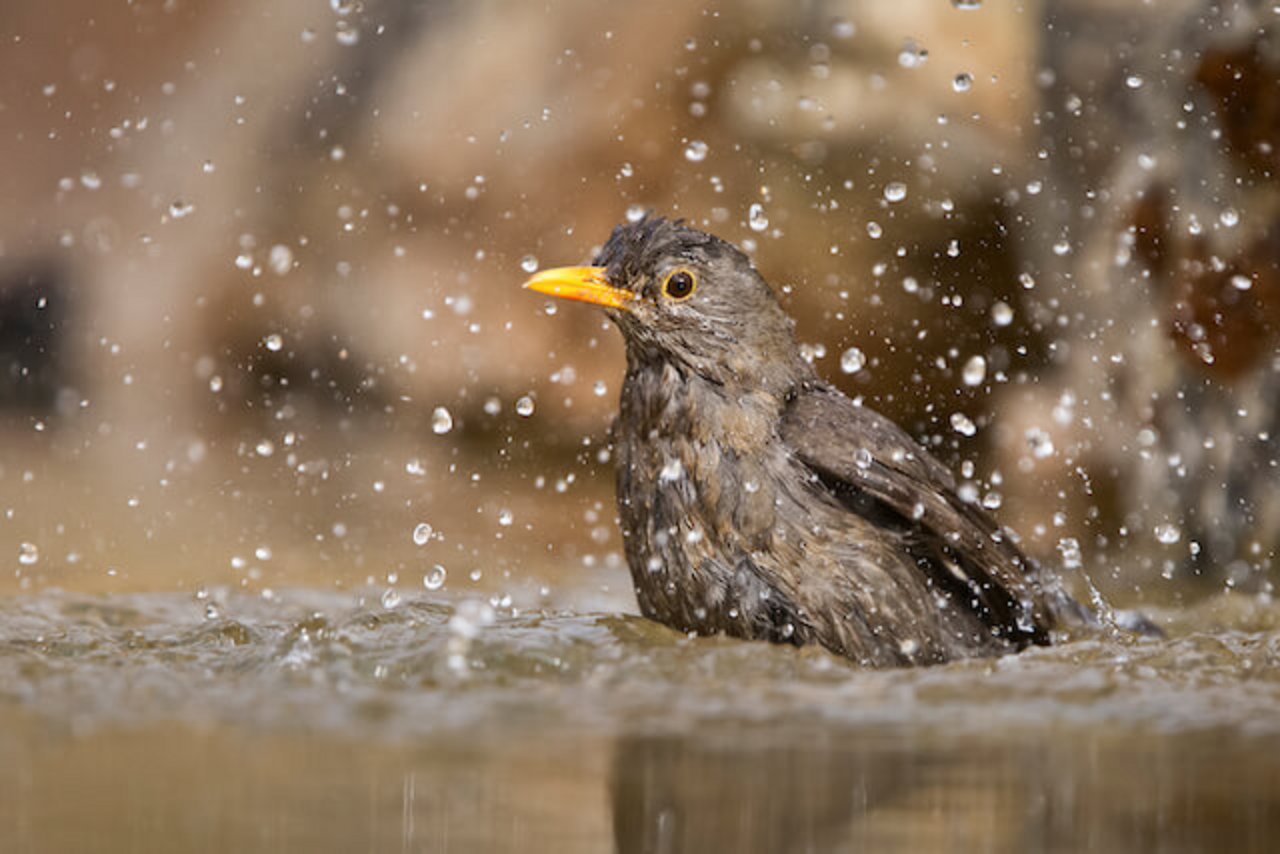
left=1, top=589, right=1277, bottom=852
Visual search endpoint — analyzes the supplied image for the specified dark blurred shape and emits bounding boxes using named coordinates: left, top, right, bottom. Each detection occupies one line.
left=0, top=259, right=68, bottom=414
left=1021, top=0, right=1280, bottom=591
left=611, top=731, right=887, bottom=853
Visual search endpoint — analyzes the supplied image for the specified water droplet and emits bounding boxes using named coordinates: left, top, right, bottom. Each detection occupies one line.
left=898, top=41, right=928, bottom=69
left=592, top=380, right=608, bottom=397
left=497, top=509, right=513, bottom=526
left=1057, top=537, right=1083, bottom=570
left=883, top=182, right=908, bottom=203
left=264, top=333, right=283, bottom=352
left=169, top=200, right=195, bottom=219
left=683, top=140, right=709, bottom=162
left=80, top=171, right=102, bottom=190
left=660, top=458, right=685, bottom=482
left=1155, top=523, right=1181, bottom=545
left=625, top=205, right=646, bottom=223
left=412, top=522, right=433, bottom=545
left=952, top=73, right=973, bottom=93
left=840, top=346, right=867, bottom=374
left=424, top=564, right=447, bottom=590
left=1230, top=274, right=1253, bottom=291
left=520, top=255, right=538, bottom=273
left=1125, top=74, right=1144, bottom=89
left=18, top=542, right=38, bottom=566
left=866, top=221, right=883, bottom=239
left=1026, top=428, right=1055, bottom=459
left=962, top=355, right=987, bottom=386
left=855, top=448, right=873, bottom=469
left=330, top=0, right=357, bottom=14
left=335, top=25, right=359, bottom=46
left=255, top=439, right=274, bottom=457
left=268, top=244, right=293, bottom=276
left=431, top=406, right=454, bottom=435
left=1219, top=208, right=1240, bottom=228
left=381, top=588, right=402, bottom=609
left=1018, top=272, right=1036, bottom=289
left=950, top=412, right=977, bottom=437
left=951, top=0, right=982, bottom=8
left=831, top=18, right=856, bottom=39
left=1052, top=239, right=1072, bottom=256
left=748, top=203, right=769, bottom=232
left=515, top=396, right=535, bottom=417
left=991, top=301, right=1013, bottom=326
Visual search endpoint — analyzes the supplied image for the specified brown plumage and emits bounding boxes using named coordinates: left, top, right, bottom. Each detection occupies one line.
left=526, top=216, right=1086, bottom=667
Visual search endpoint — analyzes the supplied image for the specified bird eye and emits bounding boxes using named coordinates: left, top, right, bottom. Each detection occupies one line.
left=662, top=269, right=697, bottom=301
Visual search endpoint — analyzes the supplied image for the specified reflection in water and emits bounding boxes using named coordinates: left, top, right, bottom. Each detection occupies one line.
left=0, top=591, right=1278, bottom=852
left=610, top=725, right=1280, bottom=853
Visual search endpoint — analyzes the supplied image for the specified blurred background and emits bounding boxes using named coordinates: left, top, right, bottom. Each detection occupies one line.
left=1, top=0, right=1277, bottom=608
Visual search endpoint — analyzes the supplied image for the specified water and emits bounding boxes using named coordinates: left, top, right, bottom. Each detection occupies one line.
left=1, top=589, right=1278, bottom=852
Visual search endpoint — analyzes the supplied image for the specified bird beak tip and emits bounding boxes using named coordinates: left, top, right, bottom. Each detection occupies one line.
left=522, top=265, right=633, bottom=310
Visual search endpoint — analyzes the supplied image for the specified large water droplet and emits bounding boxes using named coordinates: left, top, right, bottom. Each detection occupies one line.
left=264, top=333, right=283, bottom=352
left=684, top=140, right=709, bottom=162
left=883, top=182, right=908, bottom=203
left=515, top=396, right=535, bottom=417
left=1155, top=523, right=1182, bottom=545
left=412, top=522, right=433, bottom=545
left=431, top=406, right=454, bottom=435
left=950, top=412, right=977, bottom=437
left=268, top=244, right=293, bottom=276
left=748, top=203, right=769, bottom=232
left=840, top=346, right=867, bottom=374
left=952, top=73, right=973, bottom=93
left=962, top=355, right=987, bottom=386
left=520, top=255, right=538, bottom=273
left=991, top=301, right=1014, bottom=326
left=424, top=564, right=447, bottom=591
left=18, top=542, right=39, bottom=566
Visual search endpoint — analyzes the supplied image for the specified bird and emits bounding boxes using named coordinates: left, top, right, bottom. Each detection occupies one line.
left=524, top=215, right=1086, bottom=667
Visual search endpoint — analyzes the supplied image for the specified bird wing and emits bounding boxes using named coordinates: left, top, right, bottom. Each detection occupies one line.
left=779, top=382, right=1057, bottom=646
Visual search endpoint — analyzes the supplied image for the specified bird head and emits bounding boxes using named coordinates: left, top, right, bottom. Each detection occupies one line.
left=524, top=216, right=808, bottom=390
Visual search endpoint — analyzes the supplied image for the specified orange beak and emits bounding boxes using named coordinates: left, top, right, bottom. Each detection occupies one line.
left=522, top=266, right=633, bottom=310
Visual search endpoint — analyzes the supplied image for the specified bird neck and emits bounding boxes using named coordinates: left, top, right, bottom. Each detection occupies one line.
left=619, top=351, right=810, bottom=455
